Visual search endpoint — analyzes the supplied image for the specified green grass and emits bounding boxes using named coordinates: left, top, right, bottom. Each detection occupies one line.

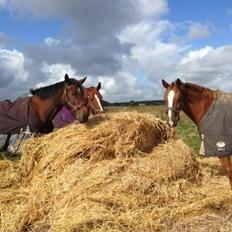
left=175, top=115, right=201, bottom=153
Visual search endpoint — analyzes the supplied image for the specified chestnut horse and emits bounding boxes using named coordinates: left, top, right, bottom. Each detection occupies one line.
left=162, top=78, right=232, bottom=189
left=53, top=81, right=104, bottom=128
left=0, top=73, right=88, bottom=152
left=84, top=82, right=104, bottom=115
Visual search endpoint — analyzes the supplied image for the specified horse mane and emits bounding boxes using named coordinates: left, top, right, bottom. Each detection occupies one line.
left=183, top=82, right=221, bottom=100
left=30, top=81, right=65, bottom=99
left=30, top=78, right=83, bottom=99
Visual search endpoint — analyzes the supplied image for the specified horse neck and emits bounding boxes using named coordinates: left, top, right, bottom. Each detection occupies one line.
left=182, top=90, right=213, bottom=125
left=30, top=90, right=63, bottom=123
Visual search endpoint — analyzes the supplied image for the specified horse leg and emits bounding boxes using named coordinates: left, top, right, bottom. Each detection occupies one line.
left=0, top=134, right=11, bottom=152
left=219, top=156, right=232, bottom=189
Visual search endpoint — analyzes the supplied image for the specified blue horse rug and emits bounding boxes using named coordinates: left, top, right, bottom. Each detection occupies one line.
left=198, top=93, right=232, bottom=157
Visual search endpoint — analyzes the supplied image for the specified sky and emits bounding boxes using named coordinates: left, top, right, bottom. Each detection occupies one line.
left=1, top=0, right=232, bottom=102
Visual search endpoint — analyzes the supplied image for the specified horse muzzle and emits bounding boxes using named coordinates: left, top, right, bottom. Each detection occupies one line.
left=75, top=105, right=89, bottom=123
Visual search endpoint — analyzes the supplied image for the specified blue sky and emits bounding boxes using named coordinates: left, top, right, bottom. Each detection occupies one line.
left=1, top=0, right=232, bottom=102
left=0, top=11, right=63, bottom=48
left=1, top=0, right=230, bottom=49
left=168, top=0, right=232, bottom=47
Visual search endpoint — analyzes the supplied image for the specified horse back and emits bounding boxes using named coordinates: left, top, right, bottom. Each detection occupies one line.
left=0, top=97, right=30, bottom=134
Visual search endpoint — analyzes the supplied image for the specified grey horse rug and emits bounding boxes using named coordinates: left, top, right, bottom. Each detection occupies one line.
left=0, top=97, right=52, bottom=153
left=198, top=93, right=232, bottom=157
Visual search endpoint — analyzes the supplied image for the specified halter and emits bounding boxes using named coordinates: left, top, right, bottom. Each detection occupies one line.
left=165, top=99, right=183, bottom=114
left=88, top=99, right=102, bottom=113
left=63, top=86, right=86, bottom=114
left=166, top=106, right=181, bottom=113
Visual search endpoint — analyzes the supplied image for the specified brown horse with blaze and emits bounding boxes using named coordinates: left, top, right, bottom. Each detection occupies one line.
left=53, top=80, right=104, bottom=128
left=84, top=82, right=104, bottom=115
left=162, top=78, right=232, bottom=189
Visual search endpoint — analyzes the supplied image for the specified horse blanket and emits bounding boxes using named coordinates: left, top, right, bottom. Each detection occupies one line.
left=53, top=106, right=75, bottom=128
left=199, top=93, right=232, bottom=157
left=0, top=97, right=53, bottom=153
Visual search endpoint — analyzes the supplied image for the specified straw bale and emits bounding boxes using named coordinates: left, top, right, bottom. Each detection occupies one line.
left=0, top=159, right=20, bottom=188
left=0, top=112, right=232, bottom=232
left=19, top=112, right=174, bottom=181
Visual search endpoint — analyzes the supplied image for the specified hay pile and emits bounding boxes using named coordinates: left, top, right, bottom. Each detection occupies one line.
left=0, top=112, right=232, bottom=232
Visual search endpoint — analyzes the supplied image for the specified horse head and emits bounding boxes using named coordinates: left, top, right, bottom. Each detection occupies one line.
left=162, top=78, right=184, bottom=127
left=85, top=82, right=104, bottom=115
left=63, top=74, right=90, bottom=123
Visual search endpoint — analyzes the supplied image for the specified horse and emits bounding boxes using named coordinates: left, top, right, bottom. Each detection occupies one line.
left=0, top=73, right=89, bottom=153
left=53, top=81, right=104, bottom=128
left=162, top=78, right=232, bottom=189
left=85, top=82, right=104, bottom=115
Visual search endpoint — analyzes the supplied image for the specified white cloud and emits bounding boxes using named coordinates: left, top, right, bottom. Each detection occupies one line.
left=2, top=0, right=232, bottom=102
left=44, top=37, right=60, bottom=47
left=0, top=48, right=28, bottom=82
left=180, top=46, right=213, bottom=65
left=6, top=0, right=168, bottom=19
left=39, top=63, right=79, bottom=87
left=1, top=0, right=170, bottom=102
left=187, top=22, right=211, bottom=40
left=119, top=20, right=170, bottom=47
left=176, top=45, right=232, bottom=89
left=134, top=0, right=168, bottom=18
left=96, top=71, right=154, bottom=102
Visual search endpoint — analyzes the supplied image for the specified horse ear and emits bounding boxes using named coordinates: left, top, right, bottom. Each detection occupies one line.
left=79, top=76, right=87, bottom=84
left=64, top=74, right=71, bottom=85
left=176, top=78, right=182, bottom=86
left=162, top=79, right=169, bottom=88
left=97, top=82, right=101, bottom=90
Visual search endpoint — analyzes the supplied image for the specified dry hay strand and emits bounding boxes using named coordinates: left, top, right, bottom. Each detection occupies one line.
left=19, top=112, right=174, bottom=181
left=168, top=213, right=232, bottom=232
left=1, top=112, right=232, bottom=232
left=0, top=159, right=20, bottom=188
left=1, top=139, right=199, bottom=232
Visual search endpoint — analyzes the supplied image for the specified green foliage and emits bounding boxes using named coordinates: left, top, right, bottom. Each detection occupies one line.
left=128, top=100, right=138, bottom=106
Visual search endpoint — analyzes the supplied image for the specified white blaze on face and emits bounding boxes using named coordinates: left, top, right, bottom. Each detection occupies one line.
left=94, top=94, right=103, bottom=111
left=167, top=90, right=175, bottom=127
